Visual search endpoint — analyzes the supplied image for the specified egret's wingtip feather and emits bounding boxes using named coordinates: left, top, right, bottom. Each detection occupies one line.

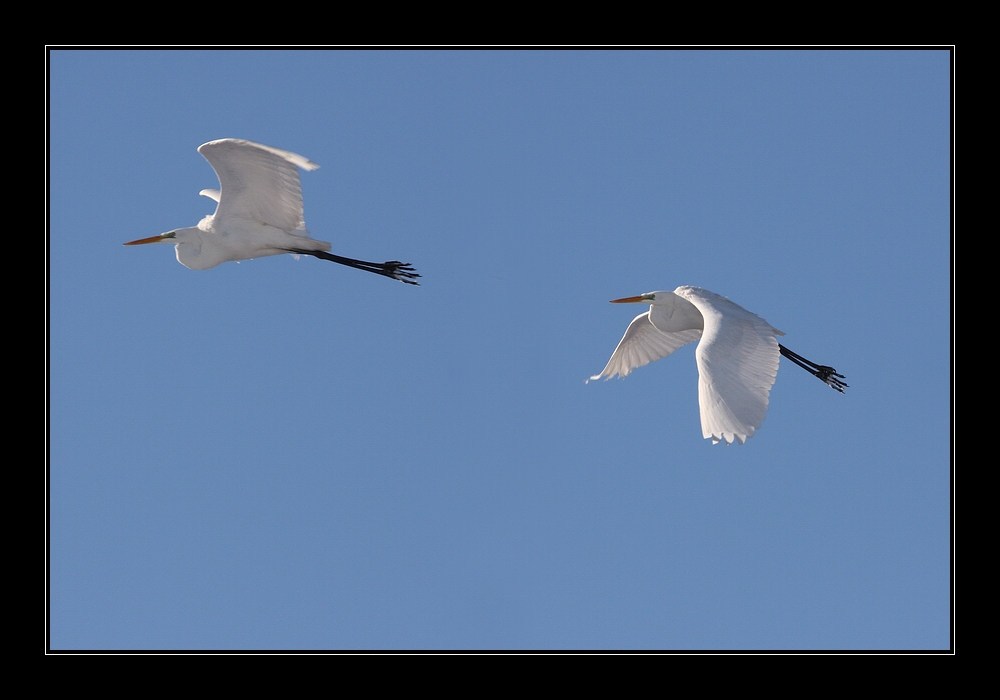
left=708, top=432, right=748, bottom=446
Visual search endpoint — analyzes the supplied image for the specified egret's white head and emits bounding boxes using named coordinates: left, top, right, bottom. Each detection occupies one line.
left=610, top=291, right=704, bottom=334
left=125, top=227, right=210, bottom=269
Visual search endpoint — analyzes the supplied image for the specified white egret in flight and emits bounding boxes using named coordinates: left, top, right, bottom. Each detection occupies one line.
left=124, top=139, right=419, bottom=285
left=590, top=287, right=846, bottom=444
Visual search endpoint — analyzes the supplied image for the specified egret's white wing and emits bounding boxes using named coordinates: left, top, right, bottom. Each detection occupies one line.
left=198, top=139, right=319, bottom=234
left=674, top=287, right=783, bottom=445
left=591, top=311, right=702, bottom=381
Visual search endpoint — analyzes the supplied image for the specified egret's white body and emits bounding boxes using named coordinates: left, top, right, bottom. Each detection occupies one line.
left=591, top=287, right=845, bottom=445
left=125, top=139, right=418, bottom=284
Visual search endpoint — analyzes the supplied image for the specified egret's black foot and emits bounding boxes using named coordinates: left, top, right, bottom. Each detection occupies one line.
left=812, top=365, right=848, bottom=393
left=779, top=344, right=848, bottom=393
left=383, top=261, right=421, bottom=285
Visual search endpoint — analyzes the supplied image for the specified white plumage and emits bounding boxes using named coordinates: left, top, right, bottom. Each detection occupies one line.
left=591, top=287, right=845, bottom=445
left=125, top=139, right=419, bottom=284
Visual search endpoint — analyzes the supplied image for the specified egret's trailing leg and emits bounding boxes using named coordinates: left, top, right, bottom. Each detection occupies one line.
left=778, top=344, right=848, bottom=393
left=290, top=249, right=420, bottom=285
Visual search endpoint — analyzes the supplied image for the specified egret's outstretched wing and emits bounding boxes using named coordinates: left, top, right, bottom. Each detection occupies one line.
left=674, top=287, right=783, bottom=445
left=198, top=139, right=319, bottom=234
left=591, top=311, right=702, bottom=381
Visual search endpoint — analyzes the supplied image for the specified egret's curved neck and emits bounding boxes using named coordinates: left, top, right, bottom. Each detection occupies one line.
left=648, top=294, right=704, bottom=334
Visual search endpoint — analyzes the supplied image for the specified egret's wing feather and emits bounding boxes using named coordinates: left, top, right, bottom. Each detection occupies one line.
left=591, top=311, right=702, bottom=381
left=198, top=139, right=319, bottom=234
left=199, top=188, right=221, bottom=202
left=674, top=287, right=782, bottom=445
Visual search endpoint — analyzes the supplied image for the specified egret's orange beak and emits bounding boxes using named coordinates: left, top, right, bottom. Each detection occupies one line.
left=124, top=234, right=170, bottom=246
left=610, top=295, right=648, bottom=304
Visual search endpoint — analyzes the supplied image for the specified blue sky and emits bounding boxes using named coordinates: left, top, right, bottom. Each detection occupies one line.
left=49, top=50, right=951, bottom=650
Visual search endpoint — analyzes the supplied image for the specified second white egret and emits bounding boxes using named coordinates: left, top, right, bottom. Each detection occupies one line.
left=125, top=139, right=419, bottom=285
left=590, top=287, right=846, bottom=444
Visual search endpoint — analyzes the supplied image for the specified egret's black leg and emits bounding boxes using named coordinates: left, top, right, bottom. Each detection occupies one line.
left=779, top=344, right=848, bottom=393
left=289, top=249, right=420, bottom=285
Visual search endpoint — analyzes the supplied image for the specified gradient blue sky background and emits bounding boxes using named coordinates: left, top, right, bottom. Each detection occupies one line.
left=49, top=50, right=951, bottom=650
